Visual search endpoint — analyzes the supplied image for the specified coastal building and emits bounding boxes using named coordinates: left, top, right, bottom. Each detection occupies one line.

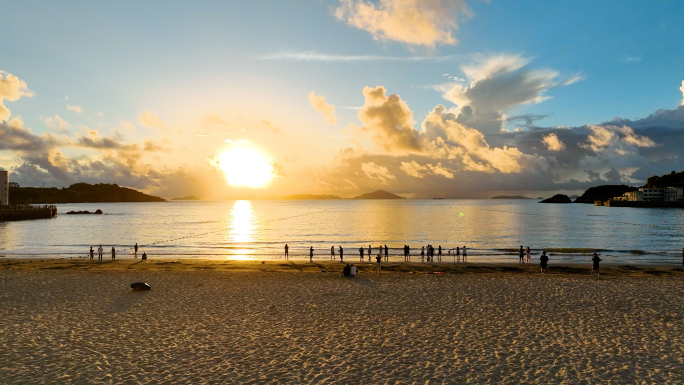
left=1, top=171, right=8, bottom=206
left=614, top=187, right=683, bottom=202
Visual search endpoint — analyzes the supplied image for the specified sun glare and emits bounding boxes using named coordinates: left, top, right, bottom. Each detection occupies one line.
left=218, top=147, right=274, bottom=188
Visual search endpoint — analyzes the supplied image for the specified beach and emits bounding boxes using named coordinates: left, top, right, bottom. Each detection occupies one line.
left=1, top=259, right=683, bottom=383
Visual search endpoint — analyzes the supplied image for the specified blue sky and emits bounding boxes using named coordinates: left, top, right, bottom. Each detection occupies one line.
left=2, top=0, right=684, bottom=198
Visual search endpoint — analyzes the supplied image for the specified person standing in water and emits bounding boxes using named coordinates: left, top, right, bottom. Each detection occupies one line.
left=438, top=245, right=442, bottom=262
left=97, top=245, right=104, bottom=261
left=89, top=246, right=94, bottom=261
left=368, top=245, right=372, bottom=262
left=540, top=251, right=549, bottom=274
left=359, top=247, right=364, bottom=262
left=462, top=246, right=467, bottom=262
left=519, top=245, right=525, bottom=263
left=591, top=252, right=601, bottom=275
left=331, top=246, right=335, bottom=260
left=111, top=247, right=116, bottom=260
left=421, top=246, right=425, bottom=262
left=309, top=246, right=314, bottom=262
left=384, top=244, right=389, bottom=262
left=284, top=244, right=289, bottom=260
left=339, top=246, right=344, bottom=262
left=526, top=246, right=531, bottom=263
left=134, top=243, right=138, bottom=256
left=456, top=246, right=460, bottom=262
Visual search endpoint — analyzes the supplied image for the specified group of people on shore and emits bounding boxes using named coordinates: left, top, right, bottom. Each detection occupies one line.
left=89, top=242, right=146, bottom=261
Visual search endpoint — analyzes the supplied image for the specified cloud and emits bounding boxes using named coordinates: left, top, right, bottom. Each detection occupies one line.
left=361, top=161, right=395, bottom=183
left=542, top=133, right=565, bottom=151
left=67, top=104, right=82, bottom=114
left=45, top=115, right=71, bottom=132
left=96, top=111, right=105, bottom=117
left=308, top=92, right=337, bottom=125
left=680, top=80, right=684, bottom=105
left=400, top=160, right=428, bottom=177
left=201, top=113, right=228, bottom=127
left=439, top=54, right=580, bottom=135
left=0, top=71, right=33, bottom=121
left=334, top=0, right=472, bottom=49
left=260, top=120, right=282, bottom=134
left=351, top=86, right=425, bottom=153
left=138, top=110, right=167, bottom=130
left=261, top=50, right=463, bottom=62
left=119, top=121, right=135, bottom=130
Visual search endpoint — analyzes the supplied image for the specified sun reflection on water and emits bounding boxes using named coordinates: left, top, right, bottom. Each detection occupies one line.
left=228, top=200, right=255, bottom=259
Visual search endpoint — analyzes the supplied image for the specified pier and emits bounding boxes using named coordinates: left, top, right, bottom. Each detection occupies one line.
left=0, top=205, right=58, bottom=221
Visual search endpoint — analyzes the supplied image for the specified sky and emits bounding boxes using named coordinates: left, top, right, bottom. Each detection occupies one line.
left=2, top=0, right=684, bottom=199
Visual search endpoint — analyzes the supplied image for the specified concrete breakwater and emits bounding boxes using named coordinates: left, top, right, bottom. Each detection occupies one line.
left=595, top=200, right=684, bottom=208
left=0, top=205, right=57, bottom=221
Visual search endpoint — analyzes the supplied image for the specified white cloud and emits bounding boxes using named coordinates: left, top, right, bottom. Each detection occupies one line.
left=680, top=80, right=684, bottom=106
left=261, top=50, right=463, bottom=62
left=0, top=71, right=33, bottom=121
left=542, top=133, right=566, bottom=151
left=308, top=92, right=337, bottom=125
left=67, top=104, right=82, bottom=114
left=96, top=112, right=105, bottom=117
left=400, top=160, right=427, bottom=177
left=334, top=0, right=472, bottom=48
left=361, top=161, right=396, bottom=183
left=138, top=110, right=167, bottom=130
left=119, top=121, right=135, bottom=130
left=45, top=115, right=71, bottom=132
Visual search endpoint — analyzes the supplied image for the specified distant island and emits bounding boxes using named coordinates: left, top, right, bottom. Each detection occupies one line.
left=491, top=195, right=532, bottom=200
left=282, top=194, right=342, bottom=200
left=353, top=190, right=404, bottom=199
left=9, top=183, right=166, bottom=204
left=540, top=194, right=572, bottom=203
left=171, top=195, right=200, bottom=200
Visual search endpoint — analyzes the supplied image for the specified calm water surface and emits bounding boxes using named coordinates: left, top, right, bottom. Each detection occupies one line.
left=1, top=200, right=683, bottom=265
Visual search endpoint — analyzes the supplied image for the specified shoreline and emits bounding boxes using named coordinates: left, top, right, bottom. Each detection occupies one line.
left=2, top=257, right=683, bottom=276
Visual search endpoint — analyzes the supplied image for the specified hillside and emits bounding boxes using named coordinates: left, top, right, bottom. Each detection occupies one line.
left=9, top=183, right=166, bottom=204
left=540, top=194, right=572, bottom=203
left=645, top=170, right=684, bottom=188
left=574, top=185, right=638, bottom=204
left=491, top=195, right=532, bottom=200
left=353, top=190, right=404, bottom=199
left=282, top=194, right=342, bottom=200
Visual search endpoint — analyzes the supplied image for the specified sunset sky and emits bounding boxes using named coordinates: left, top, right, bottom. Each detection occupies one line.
left=2, top=0, right=684, bottom=198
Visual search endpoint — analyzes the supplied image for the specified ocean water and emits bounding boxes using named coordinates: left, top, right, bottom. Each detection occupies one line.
left=1, top=199, right=683, bottom=265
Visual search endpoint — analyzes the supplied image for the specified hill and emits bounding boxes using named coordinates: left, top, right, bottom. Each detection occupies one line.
left=172, top=195, right=200, bottom=200
left=574, top=185, right=638, bottom=204
left=282, top=194, right=342, bottom=200
left=491, top=195, right=531, bottom=200
left=645, top=170, right=684, bottom=188
left=540, top=194, right=572, bottom=203
left=9, top=183, right=166, bottom=204
left=353, top=190, right=404, bottom=199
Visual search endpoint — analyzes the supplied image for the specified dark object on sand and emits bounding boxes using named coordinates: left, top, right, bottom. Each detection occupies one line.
left=131, top=282, right=151, bottom=291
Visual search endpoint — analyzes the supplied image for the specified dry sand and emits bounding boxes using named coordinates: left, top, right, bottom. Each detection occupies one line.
left=1, top=259, right=683, bottom=383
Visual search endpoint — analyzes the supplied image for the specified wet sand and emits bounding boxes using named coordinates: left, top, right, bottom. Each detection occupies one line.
left=1, top=259, right=683, bottom=383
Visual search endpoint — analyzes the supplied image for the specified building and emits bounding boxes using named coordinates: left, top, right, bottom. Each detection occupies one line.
left=615, top=187, right=683, bottom=202
left=0, top=171, right=8, bottom=206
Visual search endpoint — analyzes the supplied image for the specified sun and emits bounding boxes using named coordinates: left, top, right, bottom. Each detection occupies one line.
left=217, top=146, right=274, bottom=188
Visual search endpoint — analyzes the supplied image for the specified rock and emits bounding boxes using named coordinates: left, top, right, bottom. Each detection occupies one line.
left=130, top=282, right=151, bottom=291
left=540, top=194, right=572, bottom=203
left=65, top=209, right=104, bottom=215
left=94, top=209, right=103, bottom=214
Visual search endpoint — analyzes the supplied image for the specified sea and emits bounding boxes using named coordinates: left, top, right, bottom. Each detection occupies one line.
left=1, top=199, right=683, bottom=265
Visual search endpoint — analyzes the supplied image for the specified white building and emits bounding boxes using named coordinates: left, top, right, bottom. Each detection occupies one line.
left=0, top=170, right=8, bottom=206
left=617, top=187, right=683, bottom=202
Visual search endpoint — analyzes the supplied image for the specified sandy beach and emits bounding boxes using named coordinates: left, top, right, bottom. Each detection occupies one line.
left=1, top=259, right=683, bottom=383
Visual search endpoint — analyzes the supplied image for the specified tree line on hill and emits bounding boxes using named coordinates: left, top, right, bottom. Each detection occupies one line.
left=9, top=183, right=166, bottom=204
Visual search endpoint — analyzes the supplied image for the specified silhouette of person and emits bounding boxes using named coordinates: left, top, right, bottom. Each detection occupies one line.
left=142, top=252, right=147, bottom=261
left=98, top=245, right=103, bottom=261
left=111, top=247, right=116, bottom=260
left=284, top=244, right=289, bottom=260
left=456, top=246, right=460, bottom=262
left=359, top=247, right=364, bottom=262
left=343, top=264, right=351, bottom=277
left=368, top=245, right=372, bottom=262
left=592, top=252, right=601, bottom=275
left=540, top=251, right=549, bottom=274
left=89, top=246, right=94, bottom=261
left=339, top=246, right=344, bottom=262
left=526, top=246, right=531, bottom=263
left=519, top=245, right=524, bottom=263
left=421, top=246, right=425, bottom=262
left=384, top=244, right=388, bottom=262
left=309, top=246, right=314, bottom=262
left=438, top=245, right=442, bottom=262
left=376, top=252, right=382, bottom=273
left=134, top=243, right=138, bottom=255
left=462, top=246, right=467, bottom=262
left=406, top=245, right=410, bottom=261
left=331, top=246, right=335, bottom=260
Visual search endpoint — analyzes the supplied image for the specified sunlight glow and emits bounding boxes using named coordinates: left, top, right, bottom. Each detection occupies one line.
left=228, top=200, right=255, bottom=259
left=218, top=147, right=273, bottom=188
